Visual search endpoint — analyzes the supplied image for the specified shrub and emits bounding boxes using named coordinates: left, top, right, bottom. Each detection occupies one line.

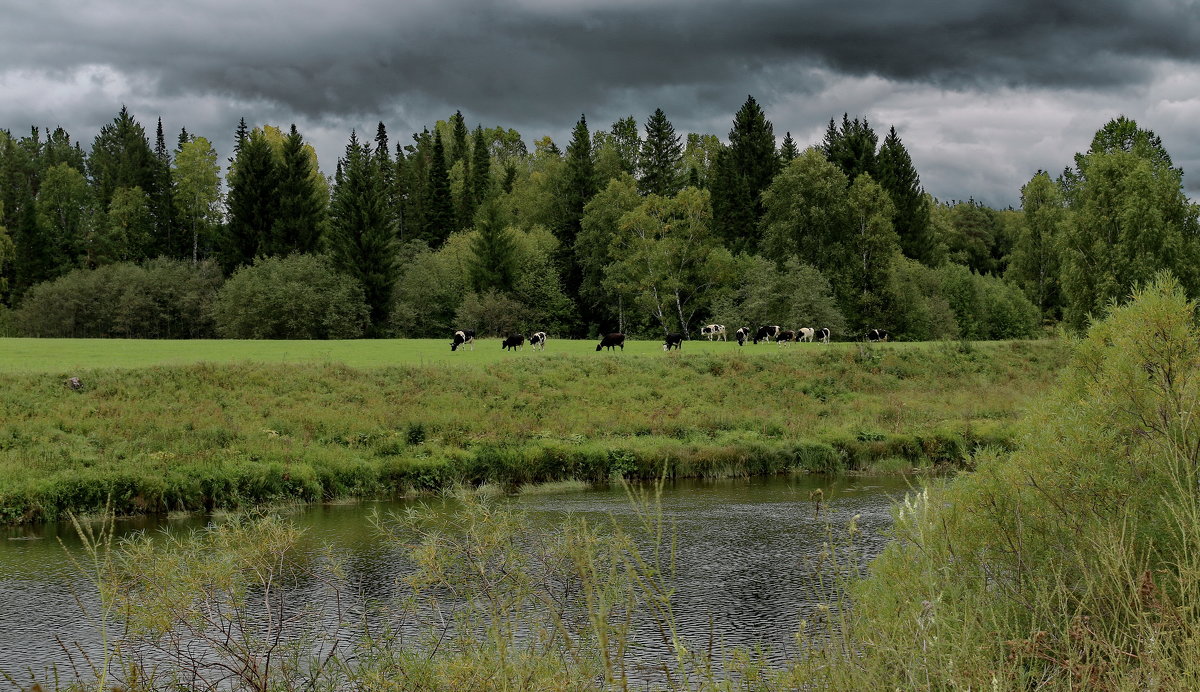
left=13, top=260, right=222, bottom=338
left=212, top=254, right=369, bottom=339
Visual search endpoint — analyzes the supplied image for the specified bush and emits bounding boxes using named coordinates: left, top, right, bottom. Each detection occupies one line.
left=454, top=289, right=531, bottom=337
left=13, top=259, right=222, bottom=338
left=212, top=254, right=369, bottom=339
left=804, top=275, right=1200, bottom=687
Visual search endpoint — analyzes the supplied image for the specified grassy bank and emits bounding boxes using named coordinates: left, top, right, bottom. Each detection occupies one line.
left=0, top=339, right=1066, bottom=523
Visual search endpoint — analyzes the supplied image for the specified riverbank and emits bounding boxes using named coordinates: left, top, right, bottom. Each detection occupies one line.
left=0, top=339, right=1067, bottom=524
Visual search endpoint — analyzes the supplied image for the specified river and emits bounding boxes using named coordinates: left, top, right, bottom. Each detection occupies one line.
left=0, top=474, right=913, bottom=686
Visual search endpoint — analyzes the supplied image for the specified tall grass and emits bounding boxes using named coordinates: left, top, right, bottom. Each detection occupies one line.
left=780, top=275, right=1200, bottom=688
left=0, top=340, right=1066, bottom=524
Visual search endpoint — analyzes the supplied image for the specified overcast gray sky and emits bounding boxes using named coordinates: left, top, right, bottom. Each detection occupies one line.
left=3, top=0, right=1199, bottom=207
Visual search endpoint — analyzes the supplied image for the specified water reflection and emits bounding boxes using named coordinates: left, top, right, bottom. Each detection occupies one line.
left=0, top=474, right=911, bottom=680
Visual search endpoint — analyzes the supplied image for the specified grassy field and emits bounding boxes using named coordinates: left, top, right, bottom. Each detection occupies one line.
left=0, top=337, right=1069, bottom=523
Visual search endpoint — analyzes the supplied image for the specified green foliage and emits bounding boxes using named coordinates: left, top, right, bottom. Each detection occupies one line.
left=0, top=201, right=12, bottom=297
left=87, top=107, right=159, bottom=217
left=223, top=128, right=279, bottom=269
left=760, top=148, right=851, bottom=268
left=876, top=126, right=933, bottom=264
left=455, top=288, right=530, bottom=337
left=328, top=131, right=397, bottom=331
left=1007, top=171, right=1065, bottom=320
left=638, top=108, right=684, bottom=197
left=99, top=186, right=153, bottom=264
left=936, top=198, right=1010, bottom=275
left=576, top=174, right=642, bottom=331
left=801, top=276, right=1200, bottom=688
left=269, top=125, right=325, bottom=256
left=425, top=128, right=456, bottom=245
left=606, top=187, right=733, bottom=334
left=840, top=174, right=900, bottom=329
left=711, top=96, right=778, bottom=254
left=12, top=259, right=222, bottom=338
left=34, top=162, right=93, bottom=271
left=1060, top=118, right=1200, bottom=330
left=821, top=113, right=878, bottom=182
left=212, top=253, right=369, bottom=339
left=712, top=255, right=846, bottom=336
left=468, top=200, right=519, bottom=293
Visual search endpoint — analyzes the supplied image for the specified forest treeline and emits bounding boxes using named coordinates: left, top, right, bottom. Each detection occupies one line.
left=0, top=97, right=1195, bottom=340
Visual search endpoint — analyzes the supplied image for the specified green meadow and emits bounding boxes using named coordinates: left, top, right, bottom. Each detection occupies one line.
left=0, top=337, right=1067, bottom=524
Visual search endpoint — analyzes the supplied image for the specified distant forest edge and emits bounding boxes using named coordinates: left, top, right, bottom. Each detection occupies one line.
left=0, top=98, right=1193, bottom=340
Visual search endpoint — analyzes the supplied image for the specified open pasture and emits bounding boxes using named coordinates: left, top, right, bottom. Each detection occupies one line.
left=2, top=334, right=933, bottom=373
left=0, top=337, right=1068, bottom=524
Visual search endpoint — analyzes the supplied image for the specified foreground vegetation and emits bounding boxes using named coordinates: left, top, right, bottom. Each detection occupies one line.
left=0, top=339, right=1065, bottom=524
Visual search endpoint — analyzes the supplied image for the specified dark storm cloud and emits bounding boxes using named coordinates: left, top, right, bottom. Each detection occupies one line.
left=3, top=0, right=1198, bottom=126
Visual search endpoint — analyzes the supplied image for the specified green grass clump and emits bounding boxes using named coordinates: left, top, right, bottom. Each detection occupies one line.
left=786, top=276, right=1200, bottom=688
left=0, top=339, right=1066, bottom=523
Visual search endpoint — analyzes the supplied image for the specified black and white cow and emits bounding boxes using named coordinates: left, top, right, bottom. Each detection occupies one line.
left=700, top=324, right=727, bottom=341
left=776, top=329, right=797, bottom=345
left=451, top=329, right=475, bottom=351
left=798, top=327, right=815, bottom=343
left=501, top=334, right=525, bottom=351
left=865, top=328, right=890, bottom=342
left=753, top=325, right=781, bottom=344
left=735, top=327, right=751, bottom=346
left=596, top=333, right=626, bottom=351
left=663, top=332, right=683, bottom=351
left=529, top=331, right=547, bottom=350
left=815, top=327, right=831, bottom=344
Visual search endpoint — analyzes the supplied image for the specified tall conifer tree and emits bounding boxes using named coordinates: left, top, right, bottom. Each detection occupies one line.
left=328, top=130, right=397, bottom=332
left=712, top=95, right=778, bottom=253
left=271, top=124, right=326, bottom=255
left=425, top=129, right=455, bottom=245
left=876, top=126, right=932, bottom=263
left=224, top=128, right=279, bottom=269
left=822, top=114, right=879, bottom=182
left=638, top=108, right=683, bottom=197
left=780, top=131, right=799, bottom=163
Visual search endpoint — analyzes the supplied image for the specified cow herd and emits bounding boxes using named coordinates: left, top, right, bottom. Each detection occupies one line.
left=449, top=325, right=891, bottom=352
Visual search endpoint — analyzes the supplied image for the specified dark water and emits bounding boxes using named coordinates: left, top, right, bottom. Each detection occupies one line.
left=0, top=474, right=911, bottom=683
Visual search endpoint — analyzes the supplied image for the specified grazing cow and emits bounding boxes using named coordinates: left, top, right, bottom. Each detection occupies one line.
left=735, top=327, right=751, bottom=346
left=451, top=329, right=476, bottom=351
left=596, top=333, right=626, bottom=351
left=501, top=334, right=525, bottom=351
left=815, top=327, right=831, bottom=344
left=776, top=330, right=797, bottom=346
left=529, top=331, right=547, bottom=350
left=865, top=328, right=890, bottom=343
left=700, top=324, right=727, bottom=341
left=663, top=332, right=683, bottom=351
left=753, top=325, right=782, bottom=344
left=798, top=327, right=815, bottom=343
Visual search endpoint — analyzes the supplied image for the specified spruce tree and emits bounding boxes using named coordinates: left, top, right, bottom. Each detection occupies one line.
left=425, top=129, right=455, bottom=245
left=780, top=131, right=799, bottom=163
left=468, top=126, right=491, bottom=211
left=712, top=95, right=778, bottom=253
left=224, top=128, right=279, bottom=269
left=876, top=126, right=932, bottom=264
left=152, top=117, right=178, bottom=258
left=373, top=122, right=400, bottom=241
left=87, top=107, right=158, bottom=218
left=468, top=200, right=518, bottom=293
left=822, top=114, right=878, bottom=182
left=328, top=130, right=397, bottom=332
left=393, top=142, right=410, bottom=242
left=271, top=124, right=326, bottom=255
left=638, top=108, right=683, bottom=197
left=449, top=110, right=470, bottom=168
left=561, top=114, right=598, bottom=310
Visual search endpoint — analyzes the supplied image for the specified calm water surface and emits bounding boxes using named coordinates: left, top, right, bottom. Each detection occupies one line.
left=0, top=474, right=913, bottom=683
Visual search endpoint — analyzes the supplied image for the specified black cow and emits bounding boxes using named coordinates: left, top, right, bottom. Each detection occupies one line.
left=816, top=327, right=831, bottom=343
left=753, top=325, right=781, bottom=344
left=735, top=327, right=751, bottom=346
left=596, top=333, right=626, bottom=351
left=530, top=331, right=547, bottom=350
left=663, top=333, right=683, bottom=351
left=451, top=329, right=475, bottom=351
left=501, top=334, right=525, bottom=351
left=865, top=328, right=890, bottom=342
left=776, top=329, right=797, bottom=345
